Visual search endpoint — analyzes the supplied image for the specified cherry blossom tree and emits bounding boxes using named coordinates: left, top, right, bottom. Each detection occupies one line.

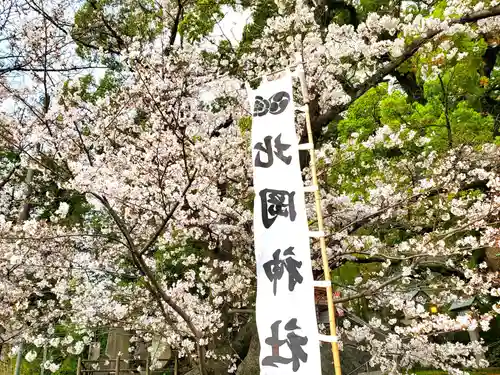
left=0, top=0, right=499, bottom=374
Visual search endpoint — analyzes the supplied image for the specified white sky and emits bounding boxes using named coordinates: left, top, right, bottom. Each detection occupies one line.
left=212, top=6, right=252, bottom=47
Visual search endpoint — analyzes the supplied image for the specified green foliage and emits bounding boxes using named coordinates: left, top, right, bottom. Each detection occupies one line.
left=52, top=356, right=78, bottom=375
left=18, top=352, right=78, bottom=375
left=210, top=95, right=239, bottom=113
left=238, top=116, right=253, bottom=160
left=450, top=102, right=494, bottom=144
left=179, top=0, right=230, bottom=43
left=332, top=261, right=380, bottom=286
left=327, top=25, right=500, bottom=322
left=61, top=70, right=122, bottom=106
left=337, top=84, right=389, bottom=142
left=199, top=0, right=278, bottom=76
left=238, top=0, right=278, bottom=55
left=358, top=0, right=392, bottom=17
left=238, top=116, right=252, bottom=137
left=154, top=239, right=207, bottom=284
left=337, top=47, right=498, bottom=153
left=73, top=0, right=164, bottom=58
left=16, top=326, right=84, bottom=375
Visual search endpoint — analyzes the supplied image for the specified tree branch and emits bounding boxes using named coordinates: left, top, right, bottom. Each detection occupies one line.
left=0, top=164, right=18, bottom=190
left=166, top=0, right=183, bottom=53
left=332, top=273, right=404, bottom=303
left=312, top=5, right=500, bottom=135
left=88, top=0, right=126, bottom=50
left=25, top=0, right=121, bottom=55
left=92, top=192, right=208, bottom=375
left=0, top=66, right=107, bottom=74
left=140, top=170, right=197, bottom=255
left=438, top=74, right=453, bottom=148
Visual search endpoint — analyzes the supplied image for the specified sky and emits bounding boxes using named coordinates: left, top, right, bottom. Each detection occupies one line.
left=212, top=6, right=252, bottom=47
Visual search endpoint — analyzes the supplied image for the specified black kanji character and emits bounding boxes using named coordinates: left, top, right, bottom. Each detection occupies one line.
left=262, top=318, right=309, bottom=372
left=259, top=189, right=296, bottom=229
left=263, top=247, right=303, bottom=296
left=254, top=134, right=292, bottom=168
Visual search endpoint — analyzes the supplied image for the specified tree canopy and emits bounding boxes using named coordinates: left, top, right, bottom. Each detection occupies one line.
left=0, top=0, right=499, bottom=374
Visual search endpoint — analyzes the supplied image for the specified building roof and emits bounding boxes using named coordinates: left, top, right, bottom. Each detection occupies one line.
left=449, top=297, right=476, bottom=311
left=407, top=289, right=430, bottom=300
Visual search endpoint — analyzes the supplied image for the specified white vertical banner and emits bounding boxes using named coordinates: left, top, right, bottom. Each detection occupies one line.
left=247, top=72, right=322, bottom=375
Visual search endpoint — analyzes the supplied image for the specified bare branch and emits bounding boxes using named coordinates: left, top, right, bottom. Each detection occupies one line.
left=0, top=164, right=18, bottom=190
left=438, top=74, right=453, bottom=148
left=0, top=66, right=107, bottom=75
left=332, top=273, right=404, bottom=303
left=88, top=0, right=126, bottom=50
left=140, top=170, right=197, bottom=256
left=25, top=0, right=121, bottom=54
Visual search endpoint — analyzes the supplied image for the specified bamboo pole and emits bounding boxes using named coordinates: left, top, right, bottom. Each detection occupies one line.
left=13, top=343, right=23, bottom=375
left=76, top=357, right=82, bottom=375
left=40, top=345, right=47, bottom=375
left=115, top=355, right=120, bottom=375
left=297, top=64, right=342, bottom=375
